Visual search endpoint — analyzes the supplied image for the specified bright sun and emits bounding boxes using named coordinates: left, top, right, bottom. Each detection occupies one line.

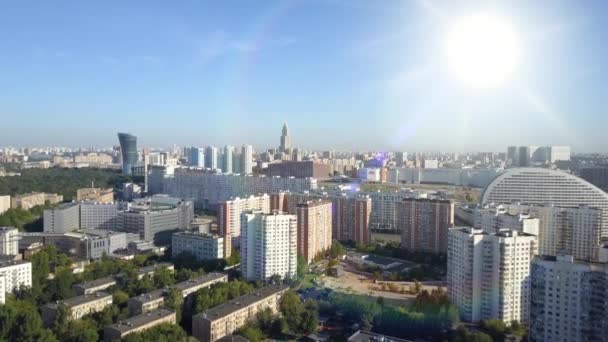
left=446, top=13, right=520, bottom=87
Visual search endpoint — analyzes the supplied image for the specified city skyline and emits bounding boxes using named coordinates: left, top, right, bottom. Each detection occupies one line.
left=2, top=1, right=608, bottom=151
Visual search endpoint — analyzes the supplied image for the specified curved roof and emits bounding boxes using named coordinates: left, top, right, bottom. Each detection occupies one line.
left=481, top=168, right=608, bottom=209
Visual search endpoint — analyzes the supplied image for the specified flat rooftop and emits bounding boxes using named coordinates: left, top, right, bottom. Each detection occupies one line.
left=74, top=276, right=116, bottom=289
left=106, top=308, right=175, bottom=333
left=0, top=259, right=31, bottom=268
left=348, top=330, right=412, bottom=342
left=129, top=288, right=167, bottom=303
left=174, top=272, right=227, bottom=291
left=47, top=291, right=112, bottom=308
left=137, top=262, right=175, bottom=274
left=196, top=285, right=288, bottom=321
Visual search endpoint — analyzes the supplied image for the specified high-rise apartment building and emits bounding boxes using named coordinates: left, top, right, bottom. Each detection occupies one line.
left=296, top=200, right=332, bottom=264
left=204, top=146, right=218, bottom=170
left=117, top=133, right=138, bottom=175
left=217, top=195, right=272, bottom=258
left=241, top=145, right=253, bottom=174
left=223, top=145, right=234, bottom=174
left=240, top=211, right=297, bottom=281
left=448, top=227, right=537, bottom=324
left=0, top=227, right=19, bottom=256
left=0, top=195, right=10, bottom=215
left=267, top=160, right=332, bottom=179
left=272, top=192, right=372, bottom=245
left=482, top=168, right=608, bottom=238
left=398, top=198, right=454, bottom=254
left=530, top=255, right=608, bottom=342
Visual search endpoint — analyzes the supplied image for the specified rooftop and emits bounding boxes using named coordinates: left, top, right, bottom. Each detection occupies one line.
left=107, top=308, right=175, bottom=333
left=216, top=336, right=250, bottom=342
left=47, top=291, right=112, bottom=308
left=174, top=272, right=227, bottom=292
left=74, top=276, right=116, bottom=289
left=137, top=262, right=175, bottom=275
left=173, top=231, right=222, bottom=240
left=348, top=330, right=413, bottom=342
left=0, top=259, right=31, bottom=268
left=195, top=285, right=288, bottom=321
left=130, top=288, right=167, bottom=303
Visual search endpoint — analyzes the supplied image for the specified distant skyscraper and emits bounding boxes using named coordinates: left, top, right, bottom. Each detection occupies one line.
left=204, top=146, right=218, bottom=170
left=117, top=133, right=137, bottom=175
left=223, top=145, right=234, bottom=174
left=189, top=147, right=203, bottom=167
left=241, top=145, right=253, bottom=174
left=518, top=146, right=530, bottom=167
left=395, top=152, right=407, bottom=167
left=279, top=122, right=291, bottom=152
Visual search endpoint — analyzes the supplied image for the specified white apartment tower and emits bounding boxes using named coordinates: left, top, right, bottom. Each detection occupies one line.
left=241, top=210, right=297, bottom=281
left=448, top=227, right=538, bottom=324
left=241, top=145, right=253, bottom=174
left=0, top=227, right=19, bottom=256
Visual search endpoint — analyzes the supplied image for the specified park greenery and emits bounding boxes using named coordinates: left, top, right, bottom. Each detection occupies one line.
left=0, top=202, right=56, bottom=231
left=0, top=167, right=133, bottom=201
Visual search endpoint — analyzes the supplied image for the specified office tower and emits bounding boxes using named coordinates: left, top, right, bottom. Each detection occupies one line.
left=530, top=255, right=608, bottom=342
left=296, top=200, right=333, bottom=264
left=448, top=227, right=537, bottom=323
left=395, top=152, right=407, bottom=167
left=279, top=122, right=291, bottom=153
left=117, top=133, right=138, bottom=175
left=482, top=168, right=608, bottom=237
left=241, top=211, right=297, bottom=281
left=189, top=146, right=203, bottom=167
left=119, top=197, right=193, bottom=243
left=223, top=145, right=234, bottom=174
left=241, top=145, right=253, bottom=174
left=79, top=201, right=122, bottom=230
left=0, top=227, right=19, bottom=256
left=172, top=232, right=224, bottom=261
left=217, top=195, right=272, bottom=258
left=518, top=146, right=530, bottom=167
left=204, top=146, right=218, bottom=170
left=507, top=146, right=519, bottom=166
left=398, top=198, right=454, bottom=254
left=43, top=203, right=80, bottom=233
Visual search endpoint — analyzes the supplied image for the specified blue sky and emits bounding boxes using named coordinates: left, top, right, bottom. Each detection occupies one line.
left=1, top=0, right=608, bottom=152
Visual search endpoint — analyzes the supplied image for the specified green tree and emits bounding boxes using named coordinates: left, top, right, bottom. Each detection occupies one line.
left=121, top=323, right=193, bottom=342
left=330, top=240, right=345, bottom=258
left=0, top=297, right=57, bottom=342
left=226, top=250, right=240, bottom=266
left=113, top=290, right=130, bottom=306
left=239, top=326, right=265, bottom=342
left=165, top=288, right=184, bottom=323
left=297, top=255, right=307, bottom=280
left=153, top=267, right=175, bottom=288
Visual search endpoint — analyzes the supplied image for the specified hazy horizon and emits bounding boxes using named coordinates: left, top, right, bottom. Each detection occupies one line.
left=2, top=0, right=608, bottom=151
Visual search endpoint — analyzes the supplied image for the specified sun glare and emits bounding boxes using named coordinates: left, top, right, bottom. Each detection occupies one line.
left=446, top=13, right=520, bottom=87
